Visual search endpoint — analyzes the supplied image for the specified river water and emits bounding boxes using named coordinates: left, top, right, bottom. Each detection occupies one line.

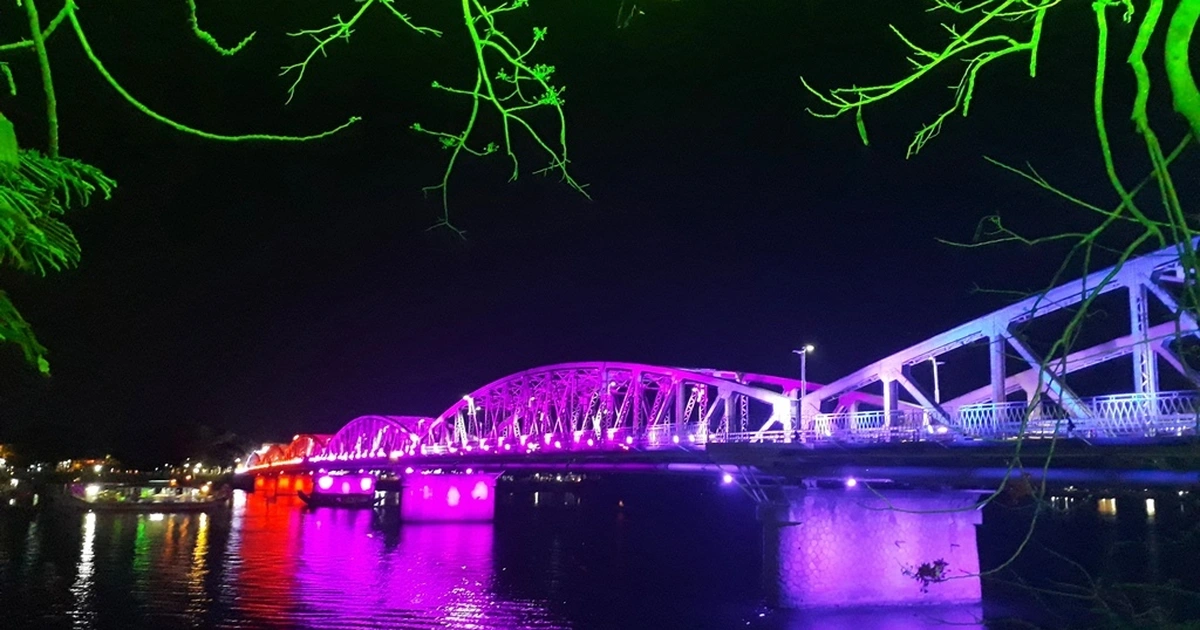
left=0, top=476, right=1197, bottom=629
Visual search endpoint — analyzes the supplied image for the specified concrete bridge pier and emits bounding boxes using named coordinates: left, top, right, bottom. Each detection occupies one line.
left=252, top=471, right=312, bottom=497
left=758, top=487, right=982, bottom=609
left=399, top=472, right=499, bottom=522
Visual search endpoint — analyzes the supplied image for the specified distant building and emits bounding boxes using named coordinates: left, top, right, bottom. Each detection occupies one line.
left=56, top=455, right=120, bottom=473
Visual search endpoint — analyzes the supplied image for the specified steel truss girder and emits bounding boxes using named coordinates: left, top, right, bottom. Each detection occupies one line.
left=800, top=239, right=1199, bottom=422
left=422, top=362, right=791, bottom=448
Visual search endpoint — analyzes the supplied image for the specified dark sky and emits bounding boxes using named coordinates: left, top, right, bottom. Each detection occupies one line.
left=0, top=0, right=1195, bottom=464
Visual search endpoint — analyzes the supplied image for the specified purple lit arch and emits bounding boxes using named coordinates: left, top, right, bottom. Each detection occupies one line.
left=242, top=240, right=1200, bottom=470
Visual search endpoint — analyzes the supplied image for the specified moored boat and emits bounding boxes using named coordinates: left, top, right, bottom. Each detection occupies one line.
left=297, top=489, right=377, bottom=508
left=59, top=482, right=229, bottom=512
left=297, top=472, right=378, bottom=508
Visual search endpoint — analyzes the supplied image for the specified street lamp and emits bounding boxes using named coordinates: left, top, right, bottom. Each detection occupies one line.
left=927, top=356, right=945, bottom=404
left=792, top=345, right=815, bottom=438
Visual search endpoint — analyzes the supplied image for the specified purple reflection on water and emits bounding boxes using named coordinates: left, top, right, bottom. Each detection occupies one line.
left=294, top=507, right=562, bottom=628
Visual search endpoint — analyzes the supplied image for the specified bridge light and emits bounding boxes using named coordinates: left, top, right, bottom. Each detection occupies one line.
left=465, top=468, right=473, bottom=474
left=404, top=467, right=415, bottom=475
left=672, top=435, right=680, bottom=444
left=318, top=475, right=333, bottom=490
left=721, top=473, right=734, bottom=484
left=553, top=440, right=562, bottom=449
left=360, top=477, right=373, bottom=492
left=845, top=478, right=858, bottom=488
left=586, top=438, right=594, bottom=447
left=504, top=444, right=512, bottom=451
left=625, top=436, right=634, bottom=445
left=544, top=434, right=553, bottom=445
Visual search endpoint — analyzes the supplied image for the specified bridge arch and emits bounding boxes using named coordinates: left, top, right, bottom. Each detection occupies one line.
left=244, top=443, right=288, bottom=468
left=791, top=239, right=1200, bottom=439
left=316, top=415, right=435, bottom=461
left=424, top=361, right=793, bottom=449
left=284, top=434, right=331, bottom=460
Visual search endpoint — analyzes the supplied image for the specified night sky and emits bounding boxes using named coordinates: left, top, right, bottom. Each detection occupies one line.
left=0, top=0, right=1195, bottom=464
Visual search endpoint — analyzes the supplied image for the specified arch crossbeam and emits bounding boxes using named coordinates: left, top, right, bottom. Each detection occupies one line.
left=427, top=362, right=792, bottom=450
left=795, top=239, right=1199, bottom=439
left=239, top=240, right=1199, bottom=472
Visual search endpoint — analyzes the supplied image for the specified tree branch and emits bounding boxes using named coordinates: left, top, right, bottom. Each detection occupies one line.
left=68, top=2, right=361, bottom=142
left=24, top=0, right=59, bottom=157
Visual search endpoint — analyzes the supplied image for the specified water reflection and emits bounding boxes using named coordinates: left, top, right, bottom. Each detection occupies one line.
left=0, top=485, right=1195, bottom=629
left=227, top=492, right=563, bottom=628
left=70, top=511, right=97, bottom=628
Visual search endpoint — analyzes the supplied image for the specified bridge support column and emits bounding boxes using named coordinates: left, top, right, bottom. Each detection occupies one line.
left=991, top=334, right=1007, bottom=428
left=758, top=488, right=982, bottom=609
left=252, top=472, right=312, bottom=497
left=1129, top=282, right=1160, bottom=397
left=881, top=379, right=899, bottom=430
left=990, top=334, right=1006, bottom=404
left=400, top=473, right=498, bottom=522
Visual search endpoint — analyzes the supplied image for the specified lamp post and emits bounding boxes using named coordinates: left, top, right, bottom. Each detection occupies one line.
left=928, top=356, right=945, bottom=404
left=792, top=345, right=815, bottom=438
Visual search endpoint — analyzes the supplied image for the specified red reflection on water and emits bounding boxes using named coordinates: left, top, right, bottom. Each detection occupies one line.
left=232, top=492, right=305, bottom=622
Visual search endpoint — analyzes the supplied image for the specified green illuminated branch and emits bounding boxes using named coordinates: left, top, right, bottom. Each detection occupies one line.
left=0, top=291, right=48, bottom=374
left=809, top=0, right=1197, bottom=596
left=1165, top=0, right=1200, bottom=143
left=68, top=4, right=361, bottom=142
left=414, top=0, right=588, bottom=232
left=1091, top=1, right=1159, bottom=241
left=24, top=0, right=58, bottom=157
left=0, top=1, right=69, bottom=54
left=801, top=0, right=1055, bottom=156
left=186, top=0, right=255, bottom=56
left=281, top=0, right=441, bottom=104
left=0, top=148, right=115, bottom=376
left=0, top=150, right=115, bottom=275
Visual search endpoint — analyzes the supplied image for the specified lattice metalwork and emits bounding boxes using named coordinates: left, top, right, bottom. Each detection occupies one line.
left=316, top=415, right=433, bottom=462
left=791, top=239, right=1200, bottom=433
left=240, top=243, right=1199, bottom=471
left=424, top=362, right=791, bottom=450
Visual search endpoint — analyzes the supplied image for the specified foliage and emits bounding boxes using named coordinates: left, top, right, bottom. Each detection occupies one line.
left=278, top=0, right=588, bottom=234
left=803, top=0, right=1199, bottom=623
left=412, top=0, right=589, bottom=235
left=802, top=0, right=1198, bottom=315
left=0, top=0, right=589, bottom=372
left=0, top=146, right=115, bottom=375
left=901, top=558, right=950, bottom=593
left=0, top=0, right=379, bottom=373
